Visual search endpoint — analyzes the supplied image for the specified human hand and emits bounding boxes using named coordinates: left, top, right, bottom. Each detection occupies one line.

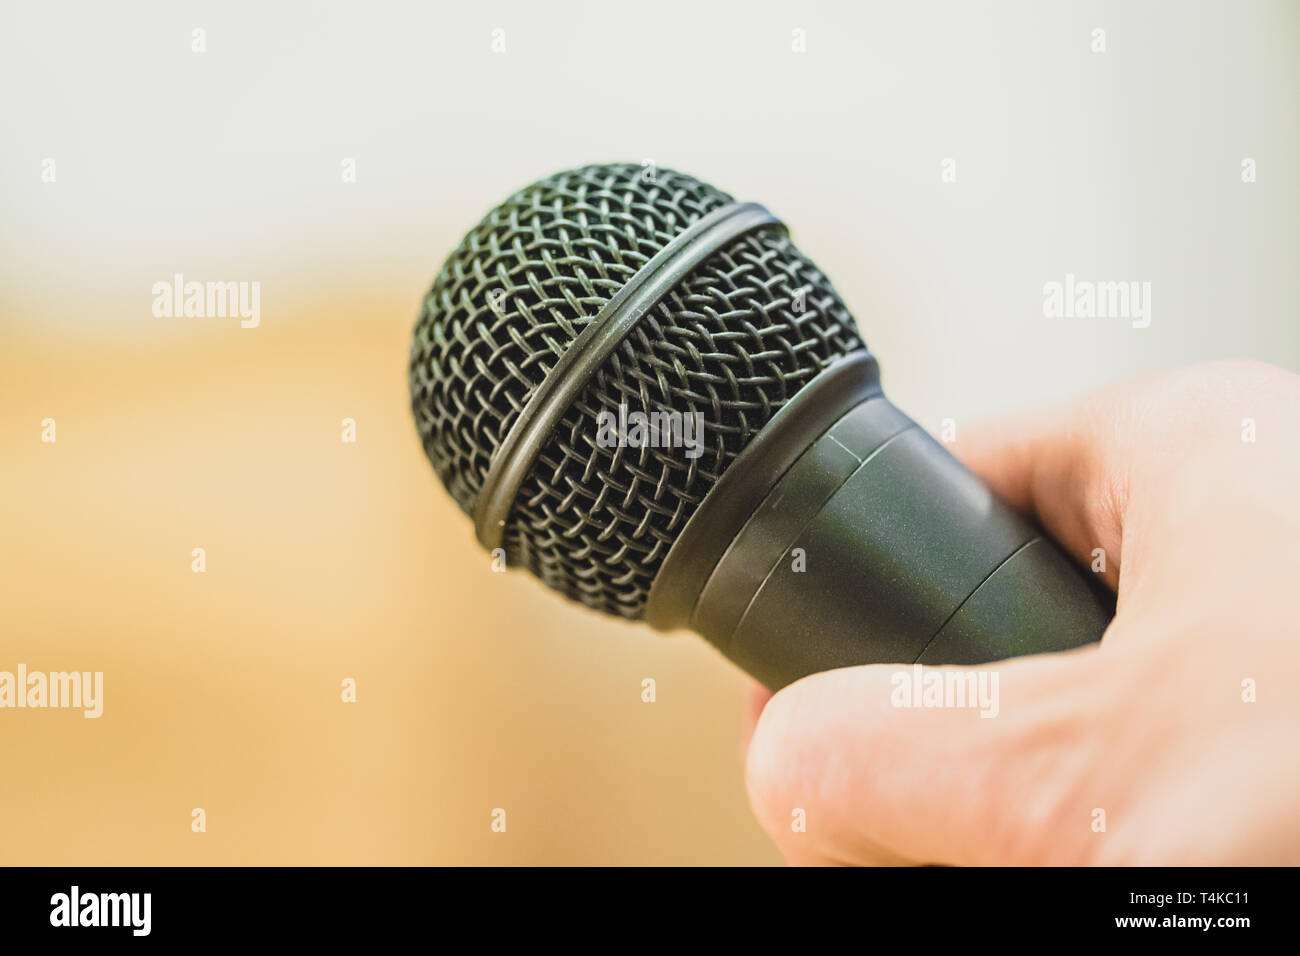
left=743, top=361, right=1300, bottom=865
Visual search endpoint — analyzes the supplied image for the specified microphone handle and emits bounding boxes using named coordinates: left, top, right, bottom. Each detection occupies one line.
left=672, top=396, right=1115, bottom=690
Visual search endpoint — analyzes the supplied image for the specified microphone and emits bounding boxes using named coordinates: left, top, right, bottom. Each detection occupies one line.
left=409, top=163, right=1114, bottom=689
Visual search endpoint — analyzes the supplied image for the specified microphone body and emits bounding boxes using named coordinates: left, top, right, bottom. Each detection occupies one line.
left=410, top=164, right=1114, bottom=690
left=643, top=353, right=1112, bottom=689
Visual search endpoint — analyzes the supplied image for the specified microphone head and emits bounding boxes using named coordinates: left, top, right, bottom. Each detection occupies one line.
left=410, top=163, right=864, bottom=619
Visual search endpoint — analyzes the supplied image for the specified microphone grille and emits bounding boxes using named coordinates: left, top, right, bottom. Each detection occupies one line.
left=410, top=163, right=864, bottom=619
left=411, top=163, right=734, bottom=514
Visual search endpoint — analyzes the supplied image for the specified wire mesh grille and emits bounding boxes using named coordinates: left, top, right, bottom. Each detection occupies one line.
left=410, top=163, right=734, bottom=513
left=410, top=164, right=865, bottom=619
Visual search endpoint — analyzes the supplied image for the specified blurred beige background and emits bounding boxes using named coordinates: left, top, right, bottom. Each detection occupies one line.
left=1, top=0, right=1296, bottom=864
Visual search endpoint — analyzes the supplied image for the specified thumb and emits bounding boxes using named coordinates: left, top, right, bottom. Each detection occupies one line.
left=745, top=648, right=1114, bottom=865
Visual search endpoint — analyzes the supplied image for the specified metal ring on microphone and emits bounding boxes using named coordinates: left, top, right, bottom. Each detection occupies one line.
left=472, top=201, right=785, bottom=550
left=643, top=349, right=882, bottom=631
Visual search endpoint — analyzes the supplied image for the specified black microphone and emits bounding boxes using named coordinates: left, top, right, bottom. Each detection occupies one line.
left=409, top=163, right=1113, bottom=689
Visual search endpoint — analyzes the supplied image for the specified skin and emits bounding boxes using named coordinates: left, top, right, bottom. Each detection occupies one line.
left=743, top=360, right=1300, bottom=865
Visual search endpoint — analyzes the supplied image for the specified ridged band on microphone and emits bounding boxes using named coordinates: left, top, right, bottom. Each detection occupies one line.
left=472, top=201, right=786, bottom=550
